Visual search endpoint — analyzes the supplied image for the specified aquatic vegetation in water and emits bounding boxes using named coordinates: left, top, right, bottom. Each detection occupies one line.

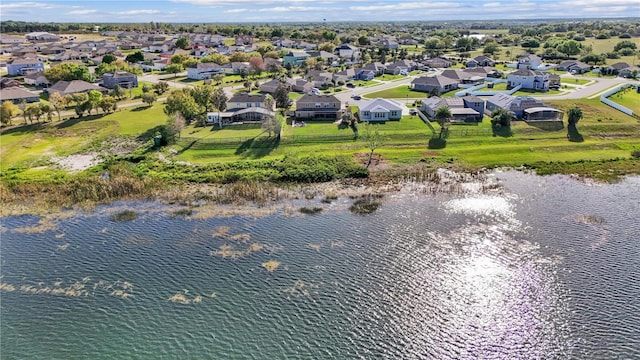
left=309, top=244, right=321, bottom=252
left=170, top=208, right=194, bottom=218
left=229, top=233, right=251, bottom=242
left=210, top=243, right=264, bottom=259
left=55, top=233, right=65, bottom=239
left=0, top=278, right=134, bottom=299
left=299, top=207, right=323, bottom=215
left=56, top=243, right=71, bottom=251
left=110, top=210, right=138, bottom=222
left=211, top=226, right=231, bottom=237
left=262, top=260, right=281, bottom=272
left=349, top=195, right=383, bottom=215
left=0, top=282, right=16, bottom=292
left=13, top=217, right=59, bottom=234
left=168, top=291, right=209, bottom=305
left=283, top=280, right=319, bottom=299
left=574, top=214, right=606, bottom=225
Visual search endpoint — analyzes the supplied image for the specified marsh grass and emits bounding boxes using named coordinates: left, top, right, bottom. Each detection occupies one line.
left=170, top=208, right=193, bottom=218
left=111, top=210, right=138, bottom=222
left=210, top=242, right=264, bottom=259
left=349, top=194, right=383, bottom=215
left=299, top=207, right=323, bottom=214
left=262, top=260, right=281, bottom=272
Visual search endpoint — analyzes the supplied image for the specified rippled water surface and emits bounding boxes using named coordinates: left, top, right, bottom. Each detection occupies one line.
left=2, top=171, right=639, bottom=359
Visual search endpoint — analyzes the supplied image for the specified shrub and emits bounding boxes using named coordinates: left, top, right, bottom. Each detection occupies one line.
left=299, top=207, right=323, bottom=214
left=111, top=210, right=138, bottom=222
left=632, top=149, right=640, bottom=159
left=428, top=137, right=447, bottom=149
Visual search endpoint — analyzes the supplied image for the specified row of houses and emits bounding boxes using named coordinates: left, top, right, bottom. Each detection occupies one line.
left=420, top=93, right=563, bottom=122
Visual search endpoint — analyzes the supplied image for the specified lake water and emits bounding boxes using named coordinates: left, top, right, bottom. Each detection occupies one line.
left=1, top=171, right=639, bottom=359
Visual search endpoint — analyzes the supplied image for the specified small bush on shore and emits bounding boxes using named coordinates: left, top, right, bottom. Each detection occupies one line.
left=349, top=195, right=383, bottom=215
left=299, top=207, right=323, bottom=214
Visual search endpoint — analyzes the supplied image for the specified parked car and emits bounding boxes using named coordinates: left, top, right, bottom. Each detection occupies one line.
left=351, top=95, right=361, bottom=100
left=346, top=83, right=355, bottom=88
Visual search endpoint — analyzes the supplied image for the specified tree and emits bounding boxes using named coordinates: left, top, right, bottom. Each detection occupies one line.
left=200, top=53, right=229, bottom=65
left=211, top=87, right=228, bottom=113
left=212, top=73, right=225, bottom=85
left=164, top=89, right=204, bottom=125
left=361, top=122, right=385, bottom=168
left=190, top=85, right=215, bottom=112
left=100, top=96, right=117, bottom=113
left=153, top=81, right=169, bottom=94
left=567, top=106, right=583, bottom=126
left=141, top=92, right=157, bottom=107
left=111, top=84, right=124, bottom=100
left=102, top=53, right=117, bottom=64
left=164, top=112, right=186, bottom=143
left=521, top=37, right=540, bottom=49
left=273, top=84, right=292, bottom=110
left=249, top=56, right=264, bottom=77
left=614, top=40, right=637, bottom=52
left=86, top=90, right=103, bottom=114
left=176, top=36, right=190, bottom=50
left=483, top=43, right=500, bottom=55
left=170, top=54, right=191, bottom=65
left=434, top=106, right=451, bottom=138
left=125, top=51, right=144, bottom=63
left=48, top=91, right=65, bottom=121
left=229, top=52, right=250, bottom=63
left=0, top=101, right=19, bottom=126
left=261, top=110, right=284, bottom=138
left=318, top=42, right=335, bottom=53
left=39, top=103, right=52, bottom=122
left=44, top=63, right=93, bottom=83
left=165, top=63, right=184, bottom=78
left=24, top=104, right=42, bottom=123
left=71, top=92, right=88, bottom=107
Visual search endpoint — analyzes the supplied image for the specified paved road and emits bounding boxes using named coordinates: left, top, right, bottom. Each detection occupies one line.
left=534, top=76, right=635, bottom=100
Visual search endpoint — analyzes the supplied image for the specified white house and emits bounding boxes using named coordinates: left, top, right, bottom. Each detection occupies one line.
left=359, top=98, right=403, bottom=122
left=507, top=69, right=549, bottom=92
left=187, top=62, right=223, bottom=80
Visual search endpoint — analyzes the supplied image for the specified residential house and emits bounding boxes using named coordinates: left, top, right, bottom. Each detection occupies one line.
left=305, top=70, right=334, bottom=88
left=464, top=66, right=501, bottom=78
left=23, top=71, right=49, bottom=87
left=0, top=86, right=41, bottom=104
left=0, top=77, right=22, bottom=88
left=421, top=96, right=484, bottom=122
left=385, top=60, right=416, bottom=75
left=263, top=57, right=282, bottom=73
left=602, top=62, right=631, bottom=76
left=295, top=94, right=342, bottom=120
left=335, top=44, right=360, bottom=61
left=380, top=38, right=399, bottom=50
left=486, top=94, right=559, bottom=120
left=441, top=69, right=484, bottom=84
left=307, top=51, right=339, bottom=66
left=283, top=51, right=311, bottom=67
left=259, top=79, right=289, bottom=94
left=333, top=68, right=357, bottom=83
left=362, top=62, right=386, bottom=76
left=47, top=80, right=106, bottom=96
left=222, top=62, right=250, bottom=75
left=359, top=98, right=403, bottom=122
left=235, top=35, right=253, bottom=46
left=25, top=32, right=59, bottom=42
left=618, top=65, right=640, bottom=78
left=555, top=61, right=591, bottom=74
left=507, top=69, right=549, bottom=92
left=466, top=55, right=495, bottom=68
left=355, top=69, right=375, bottom=81
left=187, top=62, right=223, bottom=80
left=424, top=57, right=453, bottom=68
left=7, top=57, right=44, bottom=76
left=411, top=75, right=458, bottom=95
left=288, top=78, right=313, bottom=93
left=102, top=71, right=138, bottom=89
left=516, top=54, right=542, bottom=70
left=208, top=93, right=275, bottom=124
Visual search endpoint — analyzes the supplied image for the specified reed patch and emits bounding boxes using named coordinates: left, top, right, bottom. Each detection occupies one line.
left=262, top=260, right=281, bottom=272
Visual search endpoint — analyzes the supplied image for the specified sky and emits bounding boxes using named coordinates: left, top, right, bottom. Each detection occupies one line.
left=0, top=0, right=639, bottom=23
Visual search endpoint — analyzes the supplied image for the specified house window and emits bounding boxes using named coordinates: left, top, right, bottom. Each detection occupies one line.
left=391, top=111, right=398, bottom=117
left=364, top=111, right=370, bottom=117
left=246, top=103, right=252, bottom=107
left=315, top=103, right=321, bottom=108
left=256, top=103, right=260, bottom=108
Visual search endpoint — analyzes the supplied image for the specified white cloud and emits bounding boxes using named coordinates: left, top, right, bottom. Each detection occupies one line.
left=224, top=8, right=249, bottom=13
left=349, top=2, right=461, bottom=11
left=0, top=2, right=55, bottom=10
left=67, top=9, right=98, bottom=15
left=258, top=6, right=331, bottom=12
left=113, top=9, right=161, bottom=15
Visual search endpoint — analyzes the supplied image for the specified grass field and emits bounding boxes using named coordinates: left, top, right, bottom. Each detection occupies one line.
left=560, top=77, right=592, bottom=85
left=606, top=87, right=640, bottom=114
left=363, top=86, right=428, bottom=99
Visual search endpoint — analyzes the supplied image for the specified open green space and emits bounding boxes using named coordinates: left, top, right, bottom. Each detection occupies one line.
left=606, top=87, right=640, bottom=114
left=377, top=74, right=407, bottom=81
left=560, top=77, right=592, bottom=85
left=363, top=85, right=428, bottom=99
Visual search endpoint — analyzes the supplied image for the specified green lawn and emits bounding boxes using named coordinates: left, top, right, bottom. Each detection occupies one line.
left=607, top=87, right=640, bottom=114
left=1, top=104, right=166, bottom=168
left=560, top=77, right=592, bottom=85
left=377, top=74, right=406, bottom=81
left=511, top=88, right=564, bottom=96
left=363, top=85, right=427, bottom=99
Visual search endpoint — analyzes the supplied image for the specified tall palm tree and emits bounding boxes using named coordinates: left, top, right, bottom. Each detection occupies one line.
left=567, top=106, right=583, bottom=126
left=434, top=106, right=451, bottom=139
